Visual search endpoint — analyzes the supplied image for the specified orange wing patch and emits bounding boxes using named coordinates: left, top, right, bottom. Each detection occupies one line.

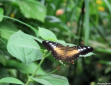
left=53, top=46, right=79, bottom=60
left=65, top=49, right=79, bottom=57
left=53, top=47, right=65, bottom=58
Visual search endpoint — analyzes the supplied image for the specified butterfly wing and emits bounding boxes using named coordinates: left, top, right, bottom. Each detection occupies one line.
left=52, top=46, right=79, bottom=61
left=42, top=40, right=93, bottom=64
left=65, top=47, right=79, bottom=59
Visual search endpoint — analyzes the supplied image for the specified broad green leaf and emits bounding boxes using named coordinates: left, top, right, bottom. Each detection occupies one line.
left=13, top=0, right=46, bottom=22
left=56, top=40, right=75, bottom=46
left=32, top=74, right=69, bottom=85
left=0, top=22, right=18, bottom=40
left=7, top=60, right=46, bottom=75
left=0, top=8, right=4, bottom=22
left=38, top=27, right=57, bottom=41
left=7, top=30, right=42, bottom=64
left=56, top=40, right=66, bottom=45
left=0, top=77, right=24, bottom=84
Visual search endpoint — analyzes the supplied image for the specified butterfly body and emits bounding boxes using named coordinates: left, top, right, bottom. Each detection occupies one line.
left=42, top=40, right=93, bottom=64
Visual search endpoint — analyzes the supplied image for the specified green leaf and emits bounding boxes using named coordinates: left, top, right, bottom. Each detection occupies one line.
left=79, top=52, right=94, bottom=58
left=7, top=60, right=46, bottom=75
left=32, top=74, right=69, bottom=85
left=0, top=77, right=24, bottom=84
left=103, top=0, right=111, bottom=13
left=7, top=30, right=42, bottom=64
left=13, top=0, right=46, bottom=22
left=0, top=8, right=4, bottom=22
left=38, top=27, right=57, bottom=41
left=56, top=40, right=66, bottom=45
left=95, top=48, right=111, bottom=54
left=0, top=22, right=18, bottom=40
left=56, top=40, right=75, bottom=46
left=99, top=60, right=111, bottom=65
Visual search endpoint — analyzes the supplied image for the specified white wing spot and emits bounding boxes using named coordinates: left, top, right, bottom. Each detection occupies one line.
left=49, top=43, right=52, bottom=45
left=83, top=47, right=86, bottom=50
left=80, top=49, right=83, bottom=51
left=51, top=44, right=56, bottom=48
left=88, top=47, right=90, bottom=48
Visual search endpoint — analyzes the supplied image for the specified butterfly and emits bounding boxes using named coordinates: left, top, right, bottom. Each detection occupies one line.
left=42, top=40, right=93, bottom=64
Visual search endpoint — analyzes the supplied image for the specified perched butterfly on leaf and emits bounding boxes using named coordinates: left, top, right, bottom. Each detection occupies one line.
left=42, top=40, right=93, bottom=64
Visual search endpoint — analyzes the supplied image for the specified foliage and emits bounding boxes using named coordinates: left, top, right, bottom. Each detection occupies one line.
left=0, top=0, right=111, bottom=85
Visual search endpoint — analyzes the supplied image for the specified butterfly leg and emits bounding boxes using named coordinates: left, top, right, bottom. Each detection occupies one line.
left=71, top=60, right=74, bottom=64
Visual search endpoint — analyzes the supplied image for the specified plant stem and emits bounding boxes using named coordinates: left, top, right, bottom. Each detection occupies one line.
left=32, top=56, right=45, bottom=77
left=84, top=0, right=89, bottom=45
left=49, top=67, right=58, bottom=74
left=25, top=52, right=49, bottom=85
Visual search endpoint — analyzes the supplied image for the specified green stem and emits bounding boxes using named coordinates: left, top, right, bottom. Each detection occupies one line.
left=84, top=0, right=90, bottom=45
left=49, top=68, right=58, bottom=74
left=25, top=56, right=45, bottom=85
left=33, top=57, right=45, bottom=77
left=25, top=52, right=50, bottom=85
left=25, top=75, right=30, bottom=85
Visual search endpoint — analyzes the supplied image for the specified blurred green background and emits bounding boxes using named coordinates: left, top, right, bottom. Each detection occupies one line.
left=0, top=0, right=111, bottom=85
